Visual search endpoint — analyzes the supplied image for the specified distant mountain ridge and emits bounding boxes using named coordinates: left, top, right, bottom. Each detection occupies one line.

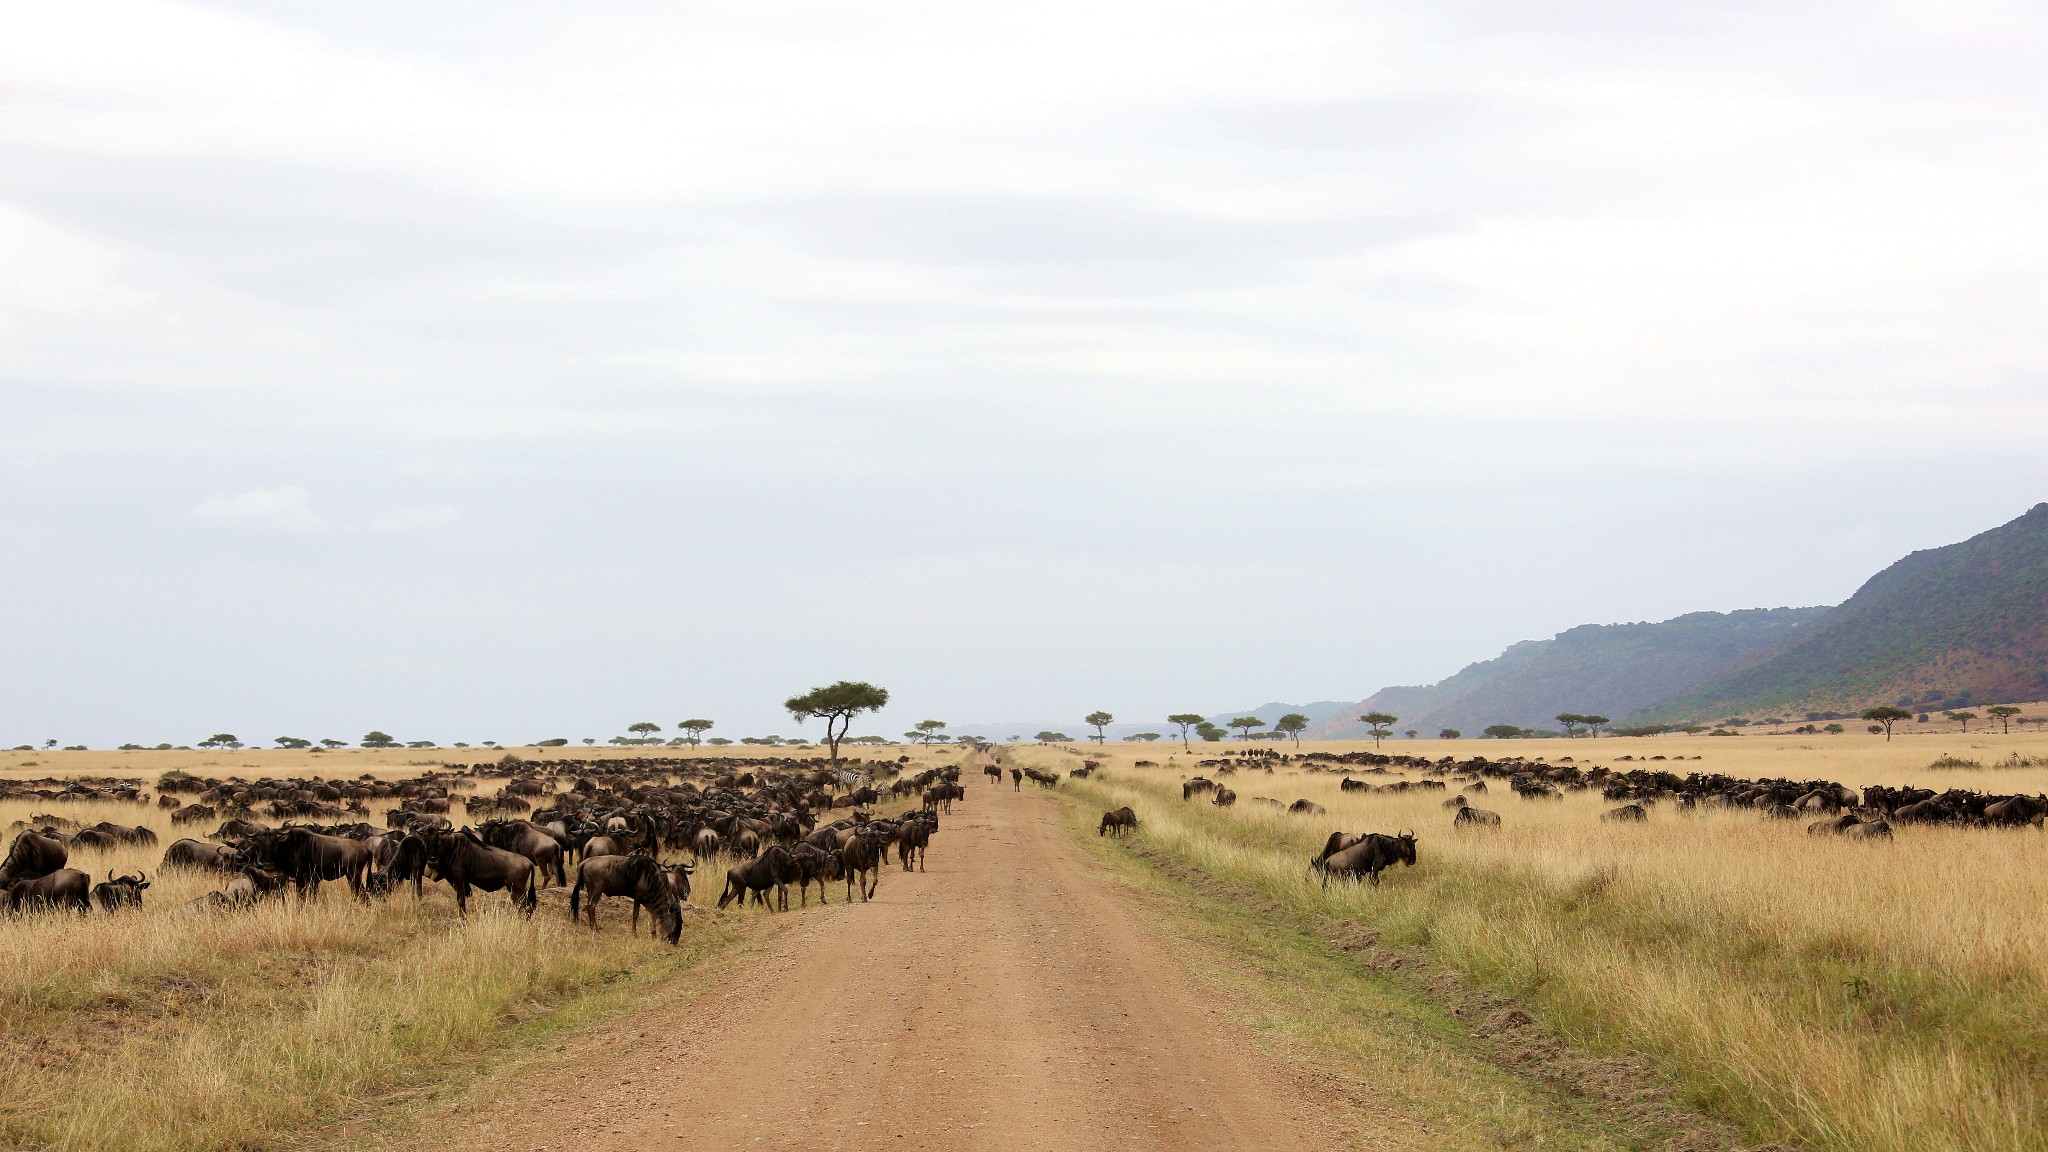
left=1308, top=607, right=1830, bottom=739
left=1312, top=502, right=2048, bottom=736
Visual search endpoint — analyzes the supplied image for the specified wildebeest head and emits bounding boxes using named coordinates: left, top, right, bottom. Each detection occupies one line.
left=90, top=871, right=150, bottom=912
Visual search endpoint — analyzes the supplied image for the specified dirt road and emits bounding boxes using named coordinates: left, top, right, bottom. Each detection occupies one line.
left=459, top=783, right=1340, bottom=1151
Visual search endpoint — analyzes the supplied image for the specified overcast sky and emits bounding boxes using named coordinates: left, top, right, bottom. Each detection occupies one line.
left=3, top=0, right=2045, bottom=748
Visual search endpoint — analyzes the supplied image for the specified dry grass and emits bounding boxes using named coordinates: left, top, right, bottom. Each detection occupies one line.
left=1027, top=732, right=2048, bottom=1152
left=0, top=786, right=737, bottom=1152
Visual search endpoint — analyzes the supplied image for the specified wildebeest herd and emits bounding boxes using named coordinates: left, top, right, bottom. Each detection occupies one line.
left=0, top=754, right=962, bottom=936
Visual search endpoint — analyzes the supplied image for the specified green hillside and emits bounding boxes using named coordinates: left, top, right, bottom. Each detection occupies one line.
left=1309, top=606, right=1830, bottom=739
left=1642, top=502, right=2048, bottom=722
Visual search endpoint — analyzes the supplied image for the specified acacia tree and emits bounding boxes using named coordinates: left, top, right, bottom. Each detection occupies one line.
left=1273, top=712, right=1310, bottom=747
left=199, top=733, right=242, bottom=750
left=1950, top=710, right=1978, bottom=733
left=914, top=719, right=947, bottom=744
left=1987, top=705, right=2022, bottom=734
left=1167, top=713, right=1206, bottom=753
left=785, top=681, right=890, bottom=766
left=1361, top=711, right=1398, bottom=748
left=1229, top=716, right=1264, bottom=741
left=362, top=731, right=398, bottom=748
left=1555, top=713, right=1586, bottom=738
left=1861, top=706, right=1911, bottom=741
left=1439, top=728, right=1462, bottom=739
left=677, top=719, right=714, bottom=746
left=627, top=721, right=661, bottom=744
left=1582, top=714, right=1610, bottom=737
left=1084, top=711, right=1115, bottom=743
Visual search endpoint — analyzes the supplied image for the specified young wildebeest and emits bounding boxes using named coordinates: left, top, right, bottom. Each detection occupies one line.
left=426, top=828, right=537, bottom=917
left=1313, top=832, right=1417, bottom=889
left=570, top=854, right=682, bottom=944
left=1454, top=806, right=1502, bottom=830
left=718, top=845, right=797, bottom=911
left=1602, top=804, right=1647, bottom=823
left=89, top=871, right=149, bottom=913
left=1098, top=807, right=1139, bottom=837
left=4, top=868, right=92, bottom=914
left=1212, top=788, right=1237, bottom=808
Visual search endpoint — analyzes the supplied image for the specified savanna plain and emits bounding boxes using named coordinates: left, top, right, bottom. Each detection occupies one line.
left=1, top=730, right=2045, bottom=1152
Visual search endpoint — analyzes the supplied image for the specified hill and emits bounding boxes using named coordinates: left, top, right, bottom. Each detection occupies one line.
left=1641, top=502, right=2048, bottom=722
left=1307, top=607, right=1831, bottom=739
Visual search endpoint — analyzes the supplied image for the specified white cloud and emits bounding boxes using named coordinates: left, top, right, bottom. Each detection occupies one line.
left=364, top=506, right=460, bottom=533
left=183, top=486, right=327, bottom=532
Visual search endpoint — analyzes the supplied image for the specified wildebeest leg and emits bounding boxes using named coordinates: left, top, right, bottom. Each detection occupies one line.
left=777, top=882, right=788, bottom=912
left=520, top=877, right=537, bottom=918
left=454, top=884, right=469, bottom=917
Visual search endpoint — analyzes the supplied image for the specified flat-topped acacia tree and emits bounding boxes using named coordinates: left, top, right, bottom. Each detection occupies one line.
left=1167, top=713, right=1205, bottom=753
left=785, top=681, right=890, bottom=767
left=1862, top=706, right=1911, bottom=741
left=1085, top=712, right=1114, bottom=743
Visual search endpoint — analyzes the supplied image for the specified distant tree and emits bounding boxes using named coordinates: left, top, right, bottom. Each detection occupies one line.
left=1404, top=729, right=1418, bottom=739
left=627, top=722, right=661, bottom=743
left=1131, top=732, right=1163, bottom=742
left=1195, top=722, right=1225, bottom=742
left=1035, top=731, right=1072, bottom=744
left=582, top=737, right=596, bottom=746
left=1084, top=712, right=1115, bottom=743
left=707, top=737, right=733, bottom=746
left=405, top=740, right=435, bottom=748
left=1950, top=710, right=1978, bottom=733
left=1987, top=705, right=2022, bottom=734
left=1555, top=713, right=1586, bottom=737
left=786, top=681, right=891, bottom=767
left=1273, top=713, right=1311, bottom=747
left=1229, top=716, right=1264, bottom=741
left=1822, top=723, right=1845, bottom=734
left=1360, top=711, right=1398, bottom=748
left=1167, top=713, right=1206, bottom=753
left=1582, top=715, right=1610, bottom=736
left=319, top=738, right=346, bottom=748
left=1860, top=706, right=1911, bottom=741
left=1482, top=724, right=1525, bottom=739
left=677, top=719, right=714, bottom=746
left=535, top=738, right=569, bottom=747
left=1439, top=728, right=1462, bottom=739
left=199, top=733, right=242, bottom=750
left=914, top=719, right=947, bottom=745
left=43, top=739, right=57, bottom=750
left=273, top=736, right=311, bottom=749
left=1678, top=724, right=1710, bottom=735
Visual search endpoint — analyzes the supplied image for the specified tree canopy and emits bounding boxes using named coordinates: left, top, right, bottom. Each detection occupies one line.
left=1084, top=711, right=1115, bottom=743
left=1166, top=713, right=1206, bottom=752
left=1273, top=712, right=1311, bottom=746
left=1860, top=706, right=1912, bottom=741
left=1360, top=711, right=1398, bottom=747
left=785, top=681, right=890, bottom=765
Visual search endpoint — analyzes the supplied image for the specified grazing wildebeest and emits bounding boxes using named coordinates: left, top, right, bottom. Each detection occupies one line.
left=0, top=830, right=69, bottom=886
left=480, top=819, right=568, bottom=887
left=224, top=865, right=287, bottom=906
left=4, top=868, right=92, bottom=914
left=1212, top=788, right=1237, bottom=808
left=661, top=862, right=693, bottom=905
left=1289, top=799, right=1326, bottom=817
left=689, top=828, right=720, bottom=864
left=1098, top=807, right=1139, bottom=836
left=267, top=827, right=372, bottom=902
left=731, top=827, right=762, bottom=859
left=1183, top=777, right=1216, bottom=800
left=718, top=845, right=798, bottom=911
left=570, top=854, right=682, bottom=943
left=1842, top=818, right=1894, bottom=841
left=1984, top=795, right=2048, bottom=827
left=1444, top=794, right=1469, bottom=810
left=89, top=871, right=149, bottom=913
left=1453, top=806, right=1502, bottom=829
left=384, top=833, right=431, bottom=899
left=1315, top=831, right=1366, bottom=864
left=1602, top=804, right=1647, bottom=823
left=1313, top=832, right=1417, bottom=888
left=170, top=804, right=218, bottom=825
left=426, top=828, right=537, bottom=917
left=1338, top=777, right=1369, bottom=792
left=160, top=837, right=241, bottom=872
left=841, top=830, right=884, bottom=903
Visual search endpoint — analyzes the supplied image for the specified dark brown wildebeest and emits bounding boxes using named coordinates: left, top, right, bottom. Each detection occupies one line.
left=789, top=843, right=841, bottom=905
left=1444, top=794, right=1469, bottom=810
left=224, top=866, right=287, bottom=906
left=1289, top=799, right=1326, bottom=817
left=1807, top=813, right=1864, bottom=836
left=479, top=819, right=567, bottom=887
left=208, top=818, right=268, bottom=842
left=570, top=854, right=682, bottom=943
left=170, top=804, right=218, bottom=825
left=983, top=763, right=1004, bottom=785
left=1454, top=806, right=1502, bottom=829
left=1098, top=807, right=1139, bottom=836
left=1984, top=795, right=2048, bottom=827
left=1313, top=832, right=1417, bottom=888
left=1010, top=767, right=1023, bottom=791
left=1212, top=788, right=1237, bottom=808
left=90, top=871, right=150, bottom=912
left=731, top=827, right=762, bottom=859
left=267, top=828, right=372, bottom=903
left=1841, top=818, right=1894, bottom=841
left=718, top=845, right=798, bottom=912
left=425, top=828, right=536, bottom=917
left=0, top=830, right=68, bottom=887
left=689, top=828, right=719, bottom=864
left=924, top=782, right=964, bottom=813
left=841, top=829, right=884, bottom=903
left=896, top=813, right=935, bottom=871
left=661, top=862, right=693, bottom=904
left=160, top=837, right=241, bottom=872
left=1183, top=777, right=1216, bottom=800
left=1339, top=777, right=1369, bottom=792
left=384, top=833, right=430, bottom=899
left=4, top=868, right=92, bottom=914
left=1315, top=831, right=1366, bottom=864
left=1602, top=804, right=1647, bottom=823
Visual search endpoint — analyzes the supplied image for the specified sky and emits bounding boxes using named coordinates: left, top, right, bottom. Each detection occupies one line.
left=3, top=0, right=2046, bottom=748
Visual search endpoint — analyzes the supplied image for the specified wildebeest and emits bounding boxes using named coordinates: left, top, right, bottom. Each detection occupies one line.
left=1453, top=806, right=1502, bottom=829
left=89, top=871, right=150, bottom=912
left=570, top=854, right=682, bottom=943
left=717, top=845, right=798, bottom=911
left=789, top=843, right=841, bottom=905
left=4, top=868, right=92, bottom=914
left=1288, top=799, right=1326, bottom=817
left=1183, top=777, right=1216, bottom=800
left=0, top=830, right=69, bottom=887
left=841, top=829, right=884, bottom=903
left=479, top=819, right=568, bottom=887
left=1312, top=832, right=1417, bottom=888
left=161, top=837, right=241, bottom=872
left=1602, top=804, right=1647, bottom=823
left=1212, top=788, right=1237, bottom=808
left=224, top=865, right=287, bottom=906
left=689, top=828, right=720, bottom=864
left=1010, top=767, right=1023, bottom=791
left=1444, top=794, right=1469, bottom=810
left=424, top=828, right=536, bottom=917
left=896, top=814, right=934, bottom=871
left=264, top=828, right=372, bottom=902
left=1098, top=807, right=1139, bottom=836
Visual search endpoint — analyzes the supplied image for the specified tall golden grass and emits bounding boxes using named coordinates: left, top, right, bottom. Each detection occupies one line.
left=1031, top=735, right=2048, bottom=1152
left=0, top=793, right=693, bottom=1152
